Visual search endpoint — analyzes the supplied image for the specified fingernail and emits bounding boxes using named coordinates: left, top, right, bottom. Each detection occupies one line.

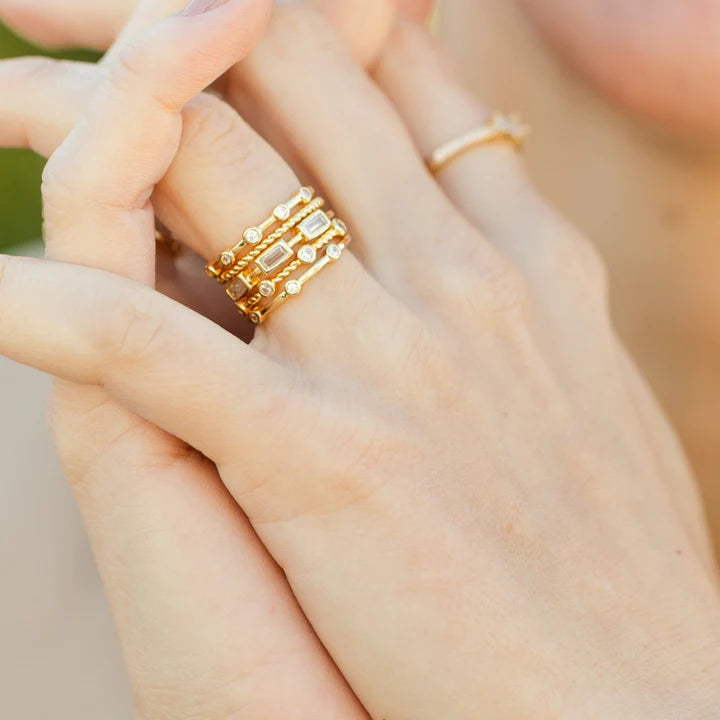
left=183, top=0, right=231, bottom=16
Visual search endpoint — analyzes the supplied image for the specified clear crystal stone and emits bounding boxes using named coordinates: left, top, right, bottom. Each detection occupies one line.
left=259, top=280, right=275, bottom=297
left=220, top=251, right=235, bottom=266
left=227, top=276, right=250, bottom=301
left=326, top=243, right=342, bottom=260
left=274, top=204, right=291, bottom=221
left=299, top=210, right=332, bottom=240
left=285, top=280, right=302, bottom=296
left=249, top=311, right=261, bottom=325
left=332, top=219, right=347, bottom=235
left=299, top=187, right=313, bottom=202
left=257, top=241, right=293, bottom=273
left=244, top=227, right=261, bottom=245
left=298, top=245, right=317, bottom=264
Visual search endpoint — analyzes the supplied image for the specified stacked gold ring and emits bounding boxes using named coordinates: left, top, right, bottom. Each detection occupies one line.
left=206, top=187, right=351, bottom=325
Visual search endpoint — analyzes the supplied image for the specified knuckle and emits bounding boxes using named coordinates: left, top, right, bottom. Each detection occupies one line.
left=110, top=45, right=176, bottom=113
left=575, top=234, right=610, bottom=302
left=271, top=2, right=340, bottom=59
left=102, top=289, right=167, bottom=364
left=462, top=240, right=529, bottom=318
left=180, top=94, right=258, bottom=168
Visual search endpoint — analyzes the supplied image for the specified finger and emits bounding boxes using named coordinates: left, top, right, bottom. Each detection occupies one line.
left=0, top=255, right=291, bottom=468
left=396, top=0, right=435, bottom=21
left=42, top=0, right=272, bottom=281
left=0, top=56, right=422, bottom=389
left=35, top=5, right=367, bottom=716
left=227, top=2, right=477, bottom=294
left=51, top=383, right=367, bottom=720
left=373, top=19, right=577, bottom=279
left=0, top=0, right=133, bottom=49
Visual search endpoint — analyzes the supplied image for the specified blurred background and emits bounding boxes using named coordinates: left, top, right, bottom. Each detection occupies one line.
left=0, top=21, right=98, bottom=251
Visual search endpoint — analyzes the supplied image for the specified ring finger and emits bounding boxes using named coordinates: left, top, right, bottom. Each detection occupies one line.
left=0, top=56, right=421, bottom=390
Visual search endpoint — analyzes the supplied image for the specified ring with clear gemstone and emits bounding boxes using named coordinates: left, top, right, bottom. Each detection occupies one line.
left=274, top=204, right=291, bottom=221
left=298, top=245, right=317, bottom=264
left=326, top=243, right=343, bottom=260
left=259, top=280, right=276, bottom=298
left=244, top=227, right=262, bottom=245
left=285, top=280, right=302, bottom=296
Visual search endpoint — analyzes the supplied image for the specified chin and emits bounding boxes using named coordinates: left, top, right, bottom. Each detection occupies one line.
left=516, top=0, right=720, bottom=136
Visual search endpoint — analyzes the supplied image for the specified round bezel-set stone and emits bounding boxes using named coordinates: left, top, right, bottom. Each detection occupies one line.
left=297, top=245, right=317, bottom=264
left=244, top=227, right=262, bottom=245
left=326, top=243, right=342, bottom=260
left=299, top=187, right=313, bottom=202
left=285, top=280, right=302, bottom=296
left=249, top=311, right=262, bottom=325
left=258, top=280, right=276, bottom=298
left=274, top=204, right=291, bottom=221
left=332, top=219, right=347, bottom=235
left=220, top=251, right=235, bottom=266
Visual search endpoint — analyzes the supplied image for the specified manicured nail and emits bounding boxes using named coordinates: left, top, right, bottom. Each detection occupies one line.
left=183, top=0, right=231, bottom=16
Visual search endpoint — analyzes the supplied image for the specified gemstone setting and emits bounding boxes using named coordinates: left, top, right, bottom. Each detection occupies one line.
left=244, top=227, right=262, bottom=245
left=257, top=241, right=293, bottom=273
left=297, top=245, right=317, bottom=264
left=274, top=204, right=291, bottom=221
left=299, top=210, right=332, bottom=240
left=285, top=280, right=302, bottom=296
left=326, top=243, right=342, bottom=260
left=227, top=275, right=251, bottom=301
left=259, top=280, right=276, bottom=297
left=220, top=251, right=235, bottom=266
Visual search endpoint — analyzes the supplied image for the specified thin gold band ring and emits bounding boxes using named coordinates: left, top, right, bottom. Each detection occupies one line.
left=427, top=113, right=530, bottom=174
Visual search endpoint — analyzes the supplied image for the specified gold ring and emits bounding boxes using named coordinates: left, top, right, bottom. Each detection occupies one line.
left=427, top=113, right=530, bottom=174
left=206, top=187, right=351, bottom=325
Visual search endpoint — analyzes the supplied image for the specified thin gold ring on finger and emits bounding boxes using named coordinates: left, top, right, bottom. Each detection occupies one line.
left=206, top=187, right=352, bottom=325
left=427, top=112, right=530, bottom=174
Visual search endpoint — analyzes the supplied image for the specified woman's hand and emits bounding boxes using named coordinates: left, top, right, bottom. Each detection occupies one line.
left=2, top=1, right=720, bottom=719
left=0, top=2, right=371, bottom=718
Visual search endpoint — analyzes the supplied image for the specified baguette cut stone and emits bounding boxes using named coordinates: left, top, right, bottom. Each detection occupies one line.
left=299, top=210, right=331, bottom=240
left=257, top=241, right=293, bottom=273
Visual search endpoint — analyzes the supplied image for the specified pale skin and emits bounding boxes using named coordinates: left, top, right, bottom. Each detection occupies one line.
left=1, top=0, right=720, bottom=718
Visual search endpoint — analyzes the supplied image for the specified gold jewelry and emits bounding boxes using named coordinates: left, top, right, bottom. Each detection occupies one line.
left=207, top=187, right=351, bottom=325
left=427, top=113, right=530, bottom=174
left=155, top=227, right=181, bottom=253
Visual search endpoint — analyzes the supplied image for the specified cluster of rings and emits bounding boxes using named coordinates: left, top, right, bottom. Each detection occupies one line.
left=201, top=113, right=527, bottom=326
left=206, top=187, right=351, bottom=325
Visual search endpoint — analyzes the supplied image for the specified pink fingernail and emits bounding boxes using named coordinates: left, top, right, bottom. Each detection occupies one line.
left=183, top=0, right=231, bottom=16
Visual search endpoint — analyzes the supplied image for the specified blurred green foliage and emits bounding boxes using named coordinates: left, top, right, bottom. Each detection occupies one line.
left=0, top=22, right=101, bottom=251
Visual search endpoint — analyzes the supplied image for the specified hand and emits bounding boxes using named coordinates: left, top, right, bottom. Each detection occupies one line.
left=0, top=0, right=433, bottom=61
left=2, top=1, right=720, bottom=719
left=1, top=2, right=369, bottom=718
